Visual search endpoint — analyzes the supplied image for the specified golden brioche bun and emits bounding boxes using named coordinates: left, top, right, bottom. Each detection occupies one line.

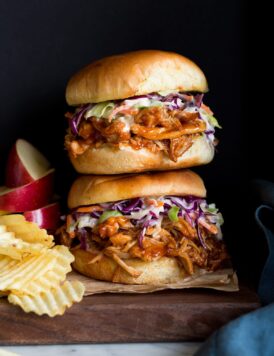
left=72, top=249, right=188, bottom=284
left=68, top=169, right=206, bottom=208
left=66, top=50, right=208, bottom=105
left=69, top=134, right=214, bottom=175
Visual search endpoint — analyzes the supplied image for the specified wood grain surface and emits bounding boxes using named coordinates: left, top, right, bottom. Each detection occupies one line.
left=0, top=285, right=260, bottom=345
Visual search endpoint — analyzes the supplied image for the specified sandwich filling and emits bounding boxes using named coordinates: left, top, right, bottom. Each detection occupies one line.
left=65, top=92, right=221, bottom=162
left=59, top=196, right=229, bottom=277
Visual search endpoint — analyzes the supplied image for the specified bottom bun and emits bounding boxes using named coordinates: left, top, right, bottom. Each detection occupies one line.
left=72, top=249, right=187, bottom=284
left=69, top=134, right=214, bottom=174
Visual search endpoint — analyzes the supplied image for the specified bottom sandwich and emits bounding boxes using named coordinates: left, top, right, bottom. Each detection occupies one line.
left=59, top=170, right=230, bottom=284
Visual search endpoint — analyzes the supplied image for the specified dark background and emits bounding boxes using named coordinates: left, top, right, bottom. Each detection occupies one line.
left=0, top=0, right=261, bottom=282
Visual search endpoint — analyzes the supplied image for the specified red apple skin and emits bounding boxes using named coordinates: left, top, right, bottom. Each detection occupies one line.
left=0, top=170, right=54, bottom=212
left=24, top=202, right=61, bottom=230
left=5, top=139, right=51, bottom=188
left=5, top=143, right=33, bottom=188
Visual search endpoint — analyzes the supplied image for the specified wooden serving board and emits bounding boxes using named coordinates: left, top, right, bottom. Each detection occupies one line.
left=0, top=285, right=260, bottom=345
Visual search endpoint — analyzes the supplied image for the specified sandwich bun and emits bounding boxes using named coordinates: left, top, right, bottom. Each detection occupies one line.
left=69, top=133, right=214, bottom=175
left=66, top=50, right=208, bottom=105
left=68, top=169, right=206, bottom=208
left=72, top=249, right=188, bottom=284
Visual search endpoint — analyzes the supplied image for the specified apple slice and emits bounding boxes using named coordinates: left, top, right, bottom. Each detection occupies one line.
left=5, top=139, right=51, bottom=188
left=24, top=202, right=61, bottom=230
left=0, top=169, right=54, bottom=212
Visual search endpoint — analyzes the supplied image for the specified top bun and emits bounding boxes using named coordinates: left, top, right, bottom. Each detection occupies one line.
left=68, top=169, right=206, bottom=208
left=66, top=50, right=208, bottom=105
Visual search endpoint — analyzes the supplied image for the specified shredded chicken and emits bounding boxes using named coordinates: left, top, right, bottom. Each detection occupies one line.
left=65, top=106, right=207, bottom=161
left=59, top=214, right=229, bottom=277
left=92, top=118, right=130, bottom=143
left=170, top=135, right=195, bottom=162
left=112, top=253, right=141, bottom=277
left=57, top=226, right=73, bottom=247
left=110, top=233, right=132, bottom=246
left=78, top=121, right=94, bottom=139
left=178, top=252, right=194, bottom=274
left=69, top=139, right=91, bottom=157
left=129, top=237, right=167, bottom=262
left=97, top=217, right=133, bottom=238
left=198, top=217, right=219, bottom=234
left=173, top=218, right=197, bottom=239
left=88, top=253, right=103, bottom=264
left=131, top=121, right=206, bottom=140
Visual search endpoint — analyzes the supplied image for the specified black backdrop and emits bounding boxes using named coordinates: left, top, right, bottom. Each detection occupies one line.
left=0, top=0, right=256, bottom=280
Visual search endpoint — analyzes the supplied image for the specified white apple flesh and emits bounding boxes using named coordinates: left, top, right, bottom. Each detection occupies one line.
left=5, top=139, right=51, bottom=188
left=24, top=202, right=61, bottom=230
left=0, top=169, right=54, bottom=212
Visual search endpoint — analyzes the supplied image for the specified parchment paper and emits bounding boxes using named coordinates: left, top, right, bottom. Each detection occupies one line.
left=68, top=268, right=239, bottom=295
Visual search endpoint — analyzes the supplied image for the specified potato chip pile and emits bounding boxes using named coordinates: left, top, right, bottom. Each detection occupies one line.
left=0, top=214, right=85, bottom=317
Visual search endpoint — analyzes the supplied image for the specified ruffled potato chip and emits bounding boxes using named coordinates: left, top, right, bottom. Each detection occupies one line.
left=0, top=225, right=48, bottom=260
left=0, top=214, right=84, bottom=316
left=0, top=245, right=73, bottom=292
left=0, top=252, right=56, bottom=291
left=0, top=215, right=54, bottom=247
left=22, top=245, right=74, bottom=295
left=8, top=280, right=85, bottom=317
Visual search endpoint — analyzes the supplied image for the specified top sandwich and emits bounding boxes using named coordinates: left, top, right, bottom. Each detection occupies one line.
left=65, top=50, right=221, bottom=174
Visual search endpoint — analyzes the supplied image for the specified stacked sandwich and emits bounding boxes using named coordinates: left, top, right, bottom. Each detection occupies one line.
left=60, top=50, right=229, bottom=284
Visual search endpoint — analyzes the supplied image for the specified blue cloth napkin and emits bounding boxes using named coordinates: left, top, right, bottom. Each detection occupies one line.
left=195, top=303, right=274, bottom=356
left=195, top=180, right=274, bottom=356
left=256, top=205, right=274, bottom=305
